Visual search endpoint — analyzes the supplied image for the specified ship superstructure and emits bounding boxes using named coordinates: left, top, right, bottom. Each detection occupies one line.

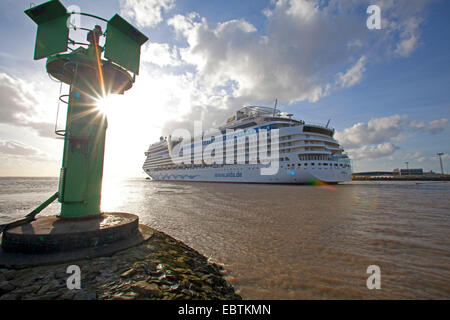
left=143, top=106, right=351, bottom=183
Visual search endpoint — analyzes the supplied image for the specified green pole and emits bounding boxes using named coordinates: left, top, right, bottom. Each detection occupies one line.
left=58, top=45, right=107, bottom=218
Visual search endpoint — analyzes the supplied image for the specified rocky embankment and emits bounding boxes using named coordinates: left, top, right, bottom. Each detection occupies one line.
left=0, top=229, right=241, bottom=300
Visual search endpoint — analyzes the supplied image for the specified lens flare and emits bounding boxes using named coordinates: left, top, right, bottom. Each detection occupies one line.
left=308, top=178, right=338, bottom=191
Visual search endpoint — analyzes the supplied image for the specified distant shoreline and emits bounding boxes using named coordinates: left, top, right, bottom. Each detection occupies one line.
left=0, top=176, right=145, bottom=179
left=352, top=175, right=450, bottom=181
left=1, top=175, right=449, bottom=182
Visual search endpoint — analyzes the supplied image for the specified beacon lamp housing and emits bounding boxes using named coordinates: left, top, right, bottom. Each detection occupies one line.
left=24, top=0, right=69, bottom=60
left=24, top=0, right=149, bottom=76
left=104, top=14, right=149, bottom=75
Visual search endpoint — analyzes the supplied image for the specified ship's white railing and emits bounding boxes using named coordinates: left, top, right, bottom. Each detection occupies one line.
left=304, top=122, right=335, bottom=132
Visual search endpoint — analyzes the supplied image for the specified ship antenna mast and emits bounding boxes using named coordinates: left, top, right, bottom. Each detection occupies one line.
left=272, top=98, right=278, bottom=117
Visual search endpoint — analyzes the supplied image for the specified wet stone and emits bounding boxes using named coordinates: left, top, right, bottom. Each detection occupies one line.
left=0, top=281, right=15, bottom=294
left=0, top=293, right=20, bottom=300
left=132, top=281, right=161, bottom=298
left=120, top=268, right=136, bottom=278
left=0, top=229, right=241, bottom=300
left=74, top=290, right=96, bottom=300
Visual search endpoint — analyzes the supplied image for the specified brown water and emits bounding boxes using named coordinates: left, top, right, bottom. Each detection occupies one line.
left=1, top=177, right=449, bottom=299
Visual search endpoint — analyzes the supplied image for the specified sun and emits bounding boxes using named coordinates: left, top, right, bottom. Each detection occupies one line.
left=95, top=94, right=124, bottom=116
left=96, top=95, right=113, bottom=115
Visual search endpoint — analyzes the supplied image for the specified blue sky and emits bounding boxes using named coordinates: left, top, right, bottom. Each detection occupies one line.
left=0, top=0, right=449, bottom=177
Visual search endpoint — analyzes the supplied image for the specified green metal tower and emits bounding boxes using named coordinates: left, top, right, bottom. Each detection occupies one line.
left=25, top=0, right=148, bottom=218
left=0, top=1, right=153, bottom=261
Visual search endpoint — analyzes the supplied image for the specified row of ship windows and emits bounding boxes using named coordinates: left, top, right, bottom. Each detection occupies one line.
left=286, top=163, right=350, bottom=168
left=281, top=156, right=337, bottom=161
left=147, top=155, right=345, bottom=167
left=148, top=135, right=335, bottom=153
left=147, top=133, right=334, bottom=151
left=150, top=148, right=320, bottom=162
left=145, top=161, right=350, bottom=172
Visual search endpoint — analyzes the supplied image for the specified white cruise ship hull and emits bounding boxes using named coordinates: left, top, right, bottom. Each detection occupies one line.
left=145, top=164, right=351, bottom=184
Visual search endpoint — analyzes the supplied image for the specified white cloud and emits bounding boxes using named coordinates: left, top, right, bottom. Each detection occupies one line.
left=430, top=153, right=450, bottom=161
left=168, top=0, right=374, bottom=106
left=0, top=72, right=38, bottom=123
left=394, top=17, right=421, bottom=57
left=283, top=0, right=318, bottom=21
left=408, top=120, right=425, bottom=129
left=428, top=118, right=448, bottom=134
left=141, top=42, right=181, bottom=67
left=395, top=34, right=418, bottom=57
left=0, top=140, right=42, bottom=157
left=335, top=114, right=408, bottom=150
left=0, top=139, right=56, bottom=164
left=407, top=118, right=448, bottom=134
left=405, top=151, right=422, bottom=160
left=336, top=114, right=449, bottom=158
left=348, top=142, right=399, bottom=160
left=372, top=0, right=430, bottom=58
left=336, top=56, right=367, bottom=89
left=417, top=157, right=427, bottom=163
left=335, top=113, right=450, bottom=162
left=0, top=140, right=59, bottom=176
left=0, top=72, right=54, bottom=138
left=119, top=0, right=175, bottom=28
left=160, top=0, right=435, bottom=133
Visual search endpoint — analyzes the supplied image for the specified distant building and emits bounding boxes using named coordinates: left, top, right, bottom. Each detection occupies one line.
left=393, top=168, right=423, bottom=175
left=353, top=171, right=393, bottom=176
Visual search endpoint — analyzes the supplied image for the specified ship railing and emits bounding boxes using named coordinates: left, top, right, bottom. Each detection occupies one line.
left=305, top=122, right=335, bottom=131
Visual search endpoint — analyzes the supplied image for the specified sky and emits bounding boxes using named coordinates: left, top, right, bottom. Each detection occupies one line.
left=0, top=0, right=449, bottom=177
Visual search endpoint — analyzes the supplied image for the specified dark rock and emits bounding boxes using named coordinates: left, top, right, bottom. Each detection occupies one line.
left=132, top=281, right=162, bottom=298
left=168, top=284, right=180, bottom=292
left=74, top=290, right=96, bottom=300
left=120, top=268, right=136, bottom=278
left=0, top=293, right=20, bottom=300
left=39, top=292, right=62, bottom=300
left=0, top=281, right=15, bottom=294
left=2, top=271, right=18, bottom=281
left=15, top=284, right=41, bottom=295
left=0, top=228, right=241, bottom=301
left=60, top=290, right=76, bottom=300
left=112, top=292, right=138, bottom=300
left=132, top=275, right=147, bottom=281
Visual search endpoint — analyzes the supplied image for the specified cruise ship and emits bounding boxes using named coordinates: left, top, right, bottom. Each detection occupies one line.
left=142, top=106, right=351, bottom=184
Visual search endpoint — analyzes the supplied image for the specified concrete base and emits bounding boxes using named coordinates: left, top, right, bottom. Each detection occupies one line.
left=0, top=212, right=154, bottom=269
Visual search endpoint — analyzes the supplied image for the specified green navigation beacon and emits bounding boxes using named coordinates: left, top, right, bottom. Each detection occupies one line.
left=0, top=0, right=152, bottom=264
left=25, top=0, right=148, bottom=218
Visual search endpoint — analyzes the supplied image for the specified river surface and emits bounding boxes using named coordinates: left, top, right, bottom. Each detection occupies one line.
left=1, top=177, right=449, bottom=299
